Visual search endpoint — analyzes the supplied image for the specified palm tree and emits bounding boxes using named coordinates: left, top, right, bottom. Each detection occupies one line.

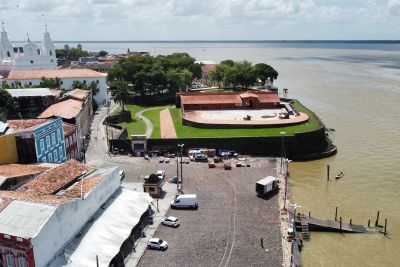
left=109, top=81, right=131, bottom=111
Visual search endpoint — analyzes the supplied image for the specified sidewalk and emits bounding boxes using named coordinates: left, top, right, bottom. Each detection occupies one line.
left=124, top=182, right=178, bottom=267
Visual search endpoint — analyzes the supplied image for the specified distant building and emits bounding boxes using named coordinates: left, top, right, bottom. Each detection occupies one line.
left=38, top=89, right=92, bottom=154
left=6, top=68, right=108, bottom=106
left=0, top=23, right=57, bottom=72
left=0, top=160, right=153, bottom=267
left=6, top=88, right=61, bottom=118
left=6, top=118, right=66, bottom=164
left=78, top=56, right=98, bottom=64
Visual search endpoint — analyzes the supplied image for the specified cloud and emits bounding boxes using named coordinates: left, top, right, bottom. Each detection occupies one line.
left=388, top=0, right=400, bottom=15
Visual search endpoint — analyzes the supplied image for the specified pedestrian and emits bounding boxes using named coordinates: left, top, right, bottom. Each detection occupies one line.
left=260, top=238, right=264, bottom=248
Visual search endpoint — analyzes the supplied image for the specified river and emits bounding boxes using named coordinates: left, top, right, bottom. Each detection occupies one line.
left=62, top=42, right=400, bottom=266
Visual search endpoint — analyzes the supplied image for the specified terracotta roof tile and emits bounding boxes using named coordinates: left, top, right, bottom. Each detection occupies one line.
left=181, top=92, right=280, bottom=105
left=63, top=123, right=77, bottom=136
left=0, top=191, right=70, bottom=205
left=0, top=164, right=49, bottom=179
left=68, top=89, right=90, bottom=101
left=63, top=176, right=104, bottom=198
left=38, top=99, right=83, bottom=119
left=20, top=159, right=93, bottom=195
left=6, top=118, right=52, bottom=132
left=6, top=69, right=107, bottom=80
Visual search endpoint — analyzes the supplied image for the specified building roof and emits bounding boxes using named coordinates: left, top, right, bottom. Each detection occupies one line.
left=63, top=123, right=76, bottom=136
left=53, top=189, right=152, bottom=266
left=68, top=89, right=90, bottom=101
left=201, top=64, right=216, bottom=73
left=0, top=164, right=49, bottom=179
left=6, top=88, right=57, bottom=98
left=6, top=118, right=52, bottom=132
left=0, top=122, right=8, bottom=134
left=38, top=99, right=83, bottom=120
left=20, top=159, right=93, bottom=195
left=180, top=92, right=280, bottom=105
left=6, top=69, right=107, bottom=81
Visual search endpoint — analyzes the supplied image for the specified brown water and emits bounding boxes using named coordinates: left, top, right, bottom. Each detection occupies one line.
left=82, top=42, right=400, bottom=266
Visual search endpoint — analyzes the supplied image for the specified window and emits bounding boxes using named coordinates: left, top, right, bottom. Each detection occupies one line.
left=52, top=133, right=56, bottom=145
left=50, top=50, right=53, bottom=56
left=6, top=251, right=15, bottom=267
left=59, top=146, right=63, bottom=160
left=54, top=150, right=58, bottom=162
left=17, top=255, right=27, bottom=267
left=57, top=129, right=61, bottom=142
left=48, top=153, right=53, bottom=162
left=46, top=136, right=50, bottom=149
left=69, top=136, right=73, bottom=145
left=42, top=157, right=46, bottom=162
left=30, top=60, right=34, bottom=64
left=7, top=51, right=10, bottom=57
left=66, top=137, right=69, bottom=147
left=40, top=139, right=44, bottom=153
left=28, top=82, right=32, bottom=86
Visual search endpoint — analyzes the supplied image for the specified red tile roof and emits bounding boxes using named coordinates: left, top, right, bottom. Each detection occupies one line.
left=20, top=159, right=93, bottom=195
left=201, top=64, right=216, bottom=73
left=38, top=99, right=83, bottom=120
left=0, top=164, right=49, bottom=179
left=6, top=118, right=52, bottom=132
left=180, top=92, right=280, bottom=105
left=63, top=123, right=76, bottom=136
left=63, top=176, right=104, bottom=198
left=6, top=69, right=107, bottom=80
left=68, top=89, right=90, bottom=101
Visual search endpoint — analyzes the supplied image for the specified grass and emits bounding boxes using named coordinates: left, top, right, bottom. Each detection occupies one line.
left=116, top=104, right=150, bottom=136
left=168, top=100, right=322, bottom=138
left=142, top=108, right=165, bottom=138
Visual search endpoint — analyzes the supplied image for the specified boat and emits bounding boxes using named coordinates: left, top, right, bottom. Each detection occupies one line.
left=335, top=171, right=344, bottom=179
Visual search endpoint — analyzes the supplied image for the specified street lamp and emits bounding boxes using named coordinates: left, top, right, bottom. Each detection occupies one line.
left=178, top=144, right=184, bottom=191
left=280, top=131, right=286, bottom=173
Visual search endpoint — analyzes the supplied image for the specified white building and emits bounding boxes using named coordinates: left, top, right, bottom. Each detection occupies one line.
left=0, top=22, right=57, bottom=71
left=6, top=68, right=108, bottom=106
left=0, top=160, right=153, bottom=267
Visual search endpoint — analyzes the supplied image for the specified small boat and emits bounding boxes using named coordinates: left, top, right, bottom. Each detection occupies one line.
left=335, top=171, right=344, bottom=179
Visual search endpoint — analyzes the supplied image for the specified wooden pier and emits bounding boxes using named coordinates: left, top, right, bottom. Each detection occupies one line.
left=296, top=215, right=367, bottom=233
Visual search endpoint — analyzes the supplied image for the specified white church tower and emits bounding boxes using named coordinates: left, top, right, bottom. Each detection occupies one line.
left=0, top=21, right=14, bottom=62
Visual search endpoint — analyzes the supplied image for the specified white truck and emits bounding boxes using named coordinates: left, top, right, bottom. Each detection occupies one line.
left=256, top=176, right=279, bottom=197
left=170, top=194, right=198, bottom=209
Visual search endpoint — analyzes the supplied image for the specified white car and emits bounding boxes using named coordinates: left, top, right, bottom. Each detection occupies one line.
left=156, top=170, right=165, bottom=180
left=165, top=158, right=170, bottom=163
left=161, top=216, right=181, bottom=228
left=147, top=238, right=168, bottom=251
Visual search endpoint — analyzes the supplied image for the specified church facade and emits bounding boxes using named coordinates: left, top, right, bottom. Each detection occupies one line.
left=0, top=23, right=57, bottom=72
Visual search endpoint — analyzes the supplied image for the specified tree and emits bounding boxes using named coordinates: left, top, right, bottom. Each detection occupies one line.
left=253, top=63, right=278, bottom=85
left=97, top=50, right=108, bottom=57
left=0, top=89, right=21, bottom=121
left=109, top=81, right=131, bottom=111
left=39, top=77, right=63, bottom=88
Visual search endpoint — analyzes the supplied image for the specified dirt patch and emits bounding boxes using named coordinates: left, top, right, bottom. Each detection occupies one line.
left=160, top=108, right=177, bottom=138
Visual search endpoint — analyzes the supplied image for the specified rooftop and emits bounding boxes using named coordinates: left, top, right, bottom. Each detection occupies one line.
left=20, top=159, right=93, bottom=195
left=38, top=99, right=83, bottom=120
left=68, top=89, right=90, bottom=101
left=63, top=123, right=76, bottom=136
left=6, top=118, right=52, bottom=132
left=6, top=88, right=58, bottom=98
left=6, top=69, right=107, bottom=80
left=180, top=92, right=280, bottom=105
left=0, top=164, right=49, bottom=179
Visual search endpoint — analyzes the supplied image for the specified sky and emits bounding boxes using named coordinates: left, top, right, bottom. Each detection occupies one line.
left=0, top=0, right=400, bottom=41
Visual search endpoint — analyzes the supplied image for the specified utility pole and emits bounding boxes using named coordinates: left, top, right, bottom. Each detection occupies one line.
left=178, top=144, right=184, bottom=191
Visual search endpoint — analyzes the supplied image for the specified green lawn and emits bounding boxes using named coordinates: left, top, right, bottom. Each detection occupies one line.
left=142, top=108, right=165, bottom=138
left=168, top=100, right=322, bottom=138
left=116, top=105, right=149, bottom=136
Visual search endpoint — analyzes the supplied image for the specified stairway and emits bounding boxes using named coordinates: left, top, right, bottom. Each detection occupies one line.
left=301, top=221, right=310, bottom=240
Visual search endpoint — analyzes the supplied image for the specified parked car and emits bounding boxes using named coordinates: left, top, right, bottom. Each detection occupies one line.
left=224, top=162, right=232, bottom=170
left=159, top=157, right=165, bottom=163
left=165, top=158, right=170, bottom=163
left=169, top=176, right=178, bottom=183
left=147, top=238, right=168, bottom=251
left=235, top=162, right=245, bottom=167
left=157, top=170, right=166, bottom=180
left=170, top=194, right=198, bottom=209
left=195, top=154, right=208, bottom=162
left=161, top=216, right=181, bottom=227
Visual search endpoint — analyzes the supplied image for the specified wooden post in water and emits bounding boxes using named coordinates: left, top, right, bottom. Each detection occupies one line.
left=309, top=211, right=311, bottom=218
left=368, top=219, right=370, bottom=227
left=384, top=219, right=387, bottom=235
left=350, top=218, right=352, bottom=225
left=327, top=164, right=330, bottom=181
left=375, top=211, right=380, bottom=227
left=335, top=207, right=338, bottom=221
left=339, top=217, right=342, bottom=232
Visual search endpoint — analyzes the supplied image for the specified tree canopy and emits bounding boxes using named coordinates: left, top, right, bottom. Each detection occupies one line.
left=109, top=81, right=131, bottom=111
left=107, top=53, right=202, bottom=96
left=0, top=88, right=21, bottom=121
left=210, top=60, right=278, bottom=89
left=56, top=48, right=89, bottom=61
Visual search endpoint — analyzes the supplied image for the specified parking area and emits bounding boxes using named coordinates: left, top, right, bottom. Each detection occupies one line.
left=137, top=157, right=283, bottom=267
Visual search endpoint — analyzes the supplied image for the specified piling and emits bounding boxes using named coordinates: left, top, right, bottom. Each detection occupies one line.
left=375, top=211, right=380, bottom=227
left=350, top=218, right=352, bottom=225
left=335, top=207, right=338, bottom=221
left=368, top=219, right=370, bottom=227
left=327, top=165, right=330, bottom=180
left=339, top=217, right=342, bottom=232
left=384, top=219, right=387, bottom=235
left=309, top=211, right=311, bottom=218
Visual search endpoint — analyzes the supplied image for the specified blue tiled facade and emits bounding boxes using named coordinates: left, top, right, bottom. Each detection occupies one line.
left=34, top=118, right=67, bottom=163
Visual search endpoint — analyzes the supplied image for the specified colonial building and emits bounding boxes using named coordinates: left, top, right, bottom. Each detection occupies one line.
left=5, top=118, right=66, bottom=164
left=6, top=68, right=108, bottom=106
left=0, top=23, right=57, bottom=72
left=63, top=123, right=78, bottom=160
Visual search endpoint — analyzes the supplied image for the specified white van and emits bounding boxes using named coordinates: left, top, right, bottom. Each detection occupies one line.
left=170, top=194, right=198, bottom=209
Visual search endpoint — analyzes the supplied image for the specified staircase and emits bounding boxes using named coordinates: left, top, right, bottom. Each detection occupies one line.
left=301, top=221, right=310, bottom=240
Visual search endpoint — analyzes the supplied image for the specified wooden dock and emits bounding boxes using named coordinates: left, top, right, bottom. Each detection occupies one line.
left=296, top=216, right=367, bottom=233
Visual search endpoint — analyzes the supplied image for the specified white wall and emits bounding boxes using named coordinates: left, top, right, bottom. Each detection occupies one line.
left=7, top=76, right=108, bottom=106
left=31, top=167, right=121, bottom=267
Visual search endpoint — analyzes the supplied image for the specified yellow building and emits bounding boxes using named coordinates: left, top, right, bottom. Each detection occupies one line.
left=0, top=134, right=18, bottom=164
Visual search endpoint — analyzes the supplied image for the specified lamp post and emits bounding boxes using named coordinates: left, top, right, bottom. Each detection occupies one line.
left=280, top=131, right=286, bottom=173
left=176, top=149, right=179, bottom=191
left=178, top=144, right=184, bottom=191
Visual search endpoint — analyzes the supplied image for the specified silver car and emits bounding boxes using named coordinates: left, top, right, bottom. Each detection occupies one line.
left=161, top=216, right=181, bottom=228
left=147, top=238, right=168, bottom=251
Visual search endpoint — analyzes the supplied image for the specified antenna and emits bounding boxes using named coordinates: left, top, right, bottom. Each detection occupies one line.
left=26, top=32, right=30, bottom=41
left=1, top=21, right=4, bottom=31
